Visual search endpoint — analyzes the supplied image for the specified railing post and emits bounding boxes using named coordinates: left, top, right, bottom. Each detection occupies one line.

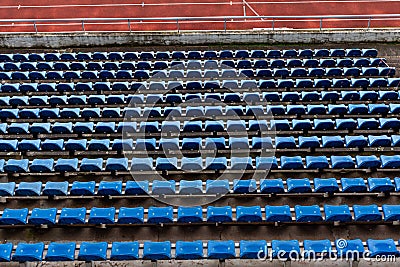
left=224, top=18, right=227, bottom=32
left=128, top=19, right=131, bottom=32
left=81, top=20, right=85, bottom=33
left=367, top=16, right=371, bottom=30
left=272, top=18, right=275, bottom=31
left=33, top=21, right=38, bottom=34
left=319, top=18, right=322, bottom=31
left=176, top=19, right=180, bottom=33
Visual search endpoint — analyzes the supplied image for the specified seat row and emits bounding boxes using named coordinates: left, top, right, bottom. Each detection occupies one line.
left=1, top=154, right=400, bottom=172
left=0, top=119, right=399, bottom=135
left=0, top=58, right=387, bottom=71
left=2, top=203, right=400, bottom=225
left=2, top=134, right=400, bottom=152
left=2, top=177, right=400, bottom=197
left=3, top=90, right=400, bottom=108
left=0, top=48, right=378, bottom=62
left=3, top=238, right=399, bottom=262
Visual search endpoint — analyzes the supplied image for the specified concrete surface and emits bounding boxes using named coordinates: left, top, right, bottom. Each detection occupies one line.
left=0, top=29, right=399, bottom=48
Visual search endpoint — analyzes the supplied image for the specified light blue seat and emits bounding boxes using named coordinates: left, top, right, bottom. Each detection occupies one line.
left=88, top=207, right=116, bottom=224
left=80, top=158, right=103, bottom=172
left=252, top=137, right=272, bottom=149
left=382, top=205, right=400, bottom=221
left=287, top=178, right=311, bottom=193
left=181, top=157, right=203, bottom=171
left=336, top=119, right=357, bottom=130
left=175, top=241, right=203, bottom=260
left=233, top=179, right=256, bottom=193
left=236, top=206, right=262, bottom=222
left=229, top=137, right=249, bottom=150
left=43, top=181, right=68, bottom=196
left=143, top=241, right=171, bottom=260
left=306, top=156, right=329, bottom=169
left=331, top=155, right=355, bottom=169
left=341, top=178, right=367, bottom=193
left=29, top=159, right=54, bottom=172
left=73, top=122, right=94, bottom=134
left=95, top=122, right=115, bottom=133
left=8, top=123, right=29, bottom=134
left=177, top=206, right=203, bottom=223
left=4, top=159, right=29, bottom=173
left=207, top=241, right=236, bottom=260
left=271, top=240, right=300, bottom=259
left=155, top=158, right=178, bottom=171
left=152, top=180, right=175, bottom=195
left=78, top=242, right=108, bottom=261
left=324, top=204, right=352, bottom=222
left=0, top=139, right=17, bottom=152
left=30, top=123, right=50, bottom=134
left=314, top=178, right=339, bottom=193
left=28, top=208, right=57, bottom=225
left=1, top=208, right=28, bottom=225
left=65, top=139, right=87, bottom=151
left=353, top=204, right=382, bottom=221
left=59, top=207, right=87, bottom=224
left=368, top=177, right=394, bottom=192
left=98, top=181, right=122, bottom=196
left=125, top=181, right=149, bottom=195
left=110, top=242, right=139, bottom=260
left=205, top=179, right=230, bottom=194
left=70, top=181, right=96, bottom=196
left=147, top=206, right=174, bottom=224
left=117, top=207, right=144, bottom=224
left=131, top=157, right=153, bottom=171
left=207, top=206, right=233, bottom=223
left=55, top=158, right=79, bottom=172
left=159, top=138, right=179, bottom=151
left=139, top=122, right=159, bottom=133
left=380, top=118, right=400, bottom=130
left=12, top=243, right=44, bottom=262
left=41, top=139, right=64, bottom=151
left=322, top=136, right=343, bottom=148
left=295, top=205, right=322, bottom=222
left=307, top=105, right=326, bottom=115
left=231, top=157, right=253, bottom=170
left=0, top=182, right=15, bottom=196
left=60, top=108, right=80, bottom=118
left=15, top=182, right=42, bottom=196
left=281, top=156, right=303, bottom=169
left=179, top=180, right=203, bottom=194
left=52, top=122, right=73, bottom=134
left=45, top=242, right=76, bottom=261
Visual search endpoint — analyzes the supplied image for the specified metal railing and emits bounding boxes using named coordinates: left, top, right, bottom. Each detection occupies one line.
left=0, top=14, right=399, bottom=33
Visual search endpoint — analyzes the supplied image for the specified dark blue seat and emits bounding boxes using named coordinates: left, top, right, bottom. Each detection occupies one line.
left=110, top=242, right=139, bottom=260
left=0, top=182, right=15, bottom=196
left=78, top=242, right=108, bottom=261
left=207, top=240, right=236, bottom=259
left=353, top=204, right=382, bottom=221
left=143, top=241, right=171, bottom=260
left=29, top=159, right=54, bottom=172
left=324, top=204, right=352, bottom=222
left=1, top=208, right=28, bottom=225
left=177, top=206, right=203, bottom=223
left=12, top=243, right=44, bottom=262
left=341, top=178, right=367, bottom=192
left=41, top=139, right=64, bottom=151
left=59, top=207, right=86, bottom=224
left=80, top=158, right=103, bottom=172
left=207, top=206, right=233, bottom=223
left=15, top=182, right=42, bottom=196
left=147, top=207, right=174, bottom=224
left=295, top=205, right=322, bottom=222
left=381, top=155, right=400, bottom=168
left=28, top=208, right=57, bottom=225
left=65, top=139, right=87, bottom=151
left=4, top=159, right=29, bottom=173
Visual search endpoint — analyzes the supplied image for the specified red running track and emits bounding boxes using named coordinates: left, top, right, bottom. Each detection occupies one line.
left=0, top=0, right=399, bottom=32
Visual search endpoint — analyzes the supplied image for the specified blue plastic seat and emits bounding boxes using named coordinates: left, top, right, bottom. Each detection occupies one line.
left=70, top=181, right=95, bottom=196
left=59, top=207, right=86, bottom=224
left=381, top=155, right=400, bottom=168
left=368, top=177, right=394, bottom=192
left=43, top=181, right=68, bottom=196
left=287, top=178, right=311, bottom=193
left=207, top=206, right=233, bottom=223
left=177, top=206, right=203, bottom=223
left=117, top=207, right=144, bottom=224
left=322, top=136, right=343, bottom=148
left=181, top=157, right=203, bottom=171
left=183, top=121, right=202, bottom=132
left=152, top=180, right=175, bottom=195
left=46, top=242, right=76, bottom=262
left=382, top=205, right=400, bottom=221
left=349, top=104, right=368, bottom=115
left=135, top=138, right=156, bottom=151
left=98, top=181, right=123, bottom=196
left=231, top=157, right=253, bottom=170
left=0, top=182, right=15, bottom=196
left=179, top=180, right=203, bottom=194
left=109, top=242, right=139, bottom=261
left=55, top=158, right=79, bottom=172
left=345, top=135, right=368, bottom=148
left=259, top=179, right=284, bottom=194
left=299, top=136, right=320, bottom=149
left=8, top=123, right=29, bottom=134
left=182, top=137, right=202, bottom=150
left=292, top=119, right=312, bottom=131
left=236, top=206, right=262, bottom=222
left=1, top=208, right=28, bottom=225
left=95, top=122, right=115, bottom=133
left=265, top=205, right=292, bottom=222
left=131, top=157, right=153, bottom=171
left=124, top=181, right=148, bottom=196
left=271, top=240, right=300, bottom=259
left=12, top=243, right=44, bottom=262
left=353, top=204, right=382, bottom=221
left=161, top=121, right=180, bottom=133
left=147, top=206, right=173, bottom=224
left=207, top=240, right=235, bottom=260
left=367, top=239, right=399, bottom=257
left=205, top=180, right=230, bottom=194
left=239, top=240, right=267, bottom=259
left=88, top=207, right=116, bottom=224
left=41, top=139, right=64, bottom=151
left=314, top=178, right=339, bottom=193
left=281, top=156, right=303, bottom=170
left=336, top=239, right=364, bottom=258
left=0, top=139, right=17, bottom=152
left=233, top=179, right=256, bottom=193
left=143, top=241, right=171, bottom=260
left=324, top=204, right=352, bottom=222
left=295, top=205, right=322, bottom=222
left=78, top=242, right=108, bottom=261
left=303, top=239, right=333, bottom=258
left=328, top=104, right=346, bottom=115
left=174, top=241, right=203, bottom=260
left=341, top=178, right=367, bottom=192
left=15, top=182, right=42, bottom=196
left=307, top=105, right=326, bottom=115
left=256, top=156, right=278, bottom=170
left=4, top=159, right=29, bottom=173
left=331, top=155, right=355, bottom=169
left=80, top=158, right=103, bottom=172
left=52, top=122, right=73, bottom=134
left=306, top=156, right=329, bottom=169
left=0, top=243, right=13, bottom=262
left=65, top=139, right=87, bottom=151
left=29, top=208, right=57, bottom=225
left=355, top=155, right=381, bottom=169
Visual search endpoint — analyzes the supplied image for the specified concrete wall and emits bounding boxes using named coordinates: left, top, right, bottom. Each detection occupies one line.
left=0, top=29, right=399, bottom=48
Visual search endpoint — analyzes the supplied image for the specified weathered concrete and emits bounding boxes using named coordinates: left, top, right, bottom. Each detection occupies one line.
left=0, top=29, right=399, bottom=48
